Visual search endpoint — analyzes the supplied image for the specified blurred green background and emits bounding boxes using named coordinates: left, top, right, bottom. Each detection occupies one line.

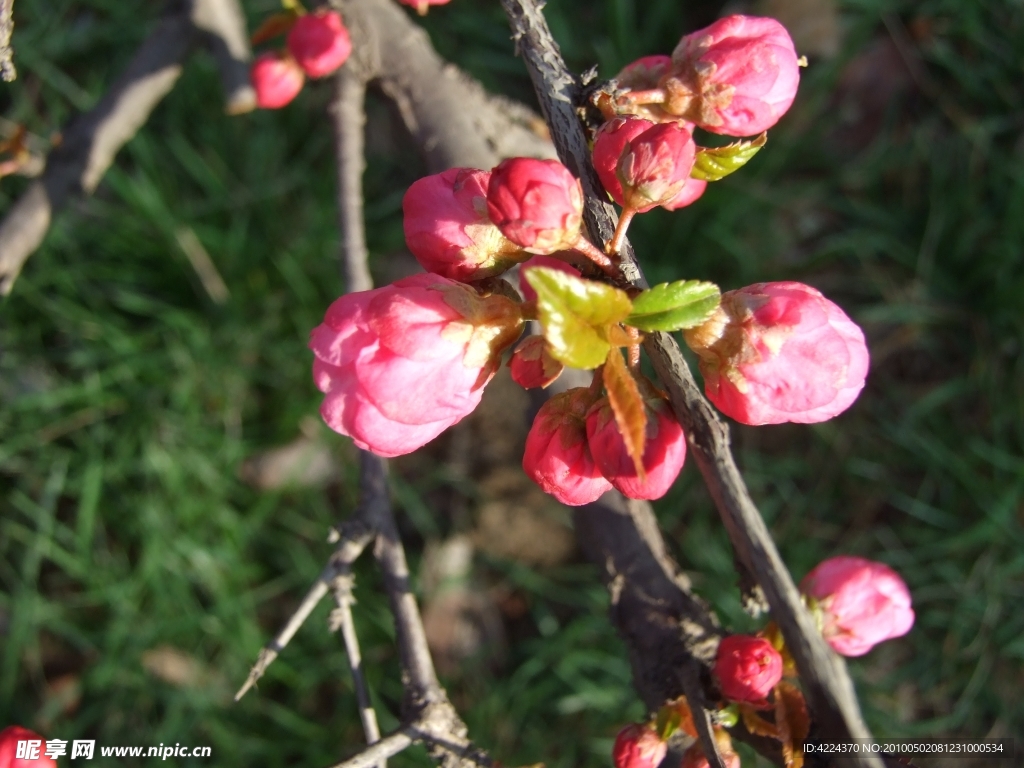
left=1, top=0, right=1022, bottom=765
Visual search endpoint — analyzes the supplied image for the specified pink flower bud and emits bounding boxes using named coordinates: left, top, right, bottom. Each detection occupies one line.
left=398, top=0, right=451, bottom=14
left=523, top=388, right=612, bottom=506
left=662, top=178, right=707, bottom=210
left=518, top=255, right=581, bottom=302
left=509, top=335, right=563, bottom=389
left=593, top=117, right=655, bottom=205
left=251, top=51, right=305, bottom=109
left=310, top=274, right=523, bottom=457
left=0, top=726, right=57, bottom=767
left=683, top=281, right=869, bottom=425
left=618, top=122, right=697, bottom=212
left=612, top=724, right=667, bottom=768
left=403, top=168, right=528, bottom=282
left=586, top=393, right=686, bottom=500
left=593, top=118, right=701, bottom=212
left=286, top=9, right=352, bottom=78
left=801, top=556, right=914, bottom=657
left=713, top=635, right=783, bottom=704
left=486, top=158, right=584, bottom=254
left=666, top=15, right=800, bottom=136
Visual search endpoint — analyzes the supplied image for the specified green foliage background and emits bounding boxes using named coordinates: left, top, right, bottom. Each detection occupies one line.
left=2, top=0, right=1023, bottom=765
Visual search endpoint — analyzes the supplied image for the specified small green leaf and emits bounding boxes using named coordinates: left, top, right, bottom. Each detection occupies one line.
left=526, top=267, right=633, bottom=369
left=626, top=280, right=721, bottom=332
left=690, top=133, right=767, bottom=182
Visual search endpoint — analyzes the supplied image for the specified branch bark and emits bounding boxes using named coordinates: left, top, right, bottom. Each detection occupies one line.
left=498, top=2, right=882, bottom=766
left=0, top=1, right=194, bottom=294
left=190, top=0, right=256, bottom=114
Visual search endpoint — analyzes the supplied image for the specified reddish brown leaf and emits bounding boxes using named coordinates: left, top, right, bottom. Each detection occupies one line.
left=603, top=347, right=647, bottom=478
left=775, top=681, right=809, bottom=768
left=740, top=703, right=779, bottom=739
left=606, top=324, right=639, bottom=348
left=251, top=12, right=297, bottom=46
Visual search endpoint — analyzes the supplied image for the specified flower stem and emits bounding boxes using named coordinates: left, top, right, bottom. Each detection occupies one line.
left=617, top=87, right=667, bottom=107
left=608, top=208, right=636, bottom=257
left=571, top=235, right=621, bottom=279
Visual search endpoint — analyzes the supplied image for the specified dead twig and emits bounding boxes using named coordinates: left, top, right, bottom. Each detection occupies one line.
left=190, top=0, right=256, bottom=114
left=235, top=520, right=375, bottom=701
left=0, top=0, right=15, bottom=82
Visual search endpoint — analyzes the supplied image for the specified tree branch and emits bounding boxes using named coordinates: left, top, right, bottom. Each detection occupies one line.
left=190, top=0, right=256, bottom=114
left=0, top=0, right=14, bottom=82
left=0, top=1, right=194, bottom=294
left=235, top=519, right=375, bottom=701
left=498, top=2, right=881, bottom=766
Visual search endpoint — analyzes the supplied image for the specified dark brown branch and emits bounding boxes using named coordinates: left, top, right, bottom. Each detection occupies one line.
left=0, top=0, right=14, bottom=82
left=498, top=2, right=881, bottom=766
left=190, top=0, right=256, bottom=114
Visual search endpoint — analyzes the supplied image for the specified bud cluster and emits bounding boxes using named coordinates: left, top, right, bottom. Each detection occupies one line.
left=522, top=378, right=687, bottom=506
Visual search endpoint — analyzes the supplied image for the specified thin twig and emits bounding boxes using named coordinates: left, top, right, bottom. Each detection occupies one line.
left=0, top=0, right=15, bottom=82
left=332, top=65, right=372, bottom=293
left=498, top=2, right=882, bottom=766
left=330, top=571, right=383, bottom=761
left=326, top=727, right=417, bottom=768
left=235, top=522, right=375, bottom=701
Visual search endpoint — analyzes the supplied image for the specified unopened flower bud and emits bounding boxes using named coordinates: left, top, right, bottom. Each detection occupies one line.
left=523, top=388, right=612, bottom=506
left=666, top=15, right=800, bottom=136
left=518, top=255, right=581, bottom=302
left=310, top=274, right=522, bottom=457
left=586, top=393, right=686, bottom=500
left=251, top=51, right=305, bottom=109
left=616, top=121, right=697, bottom=212
left=683, top=281, right=869, bottom=425
left=713, top=635, right=783, bottom=704
left=403, top=168, right=528, bottom=281
left=593, top=117, right=655, bottom=204
left=486, top=158, right=584, bottom=254
left=612, top=723, right=667, bottom=768
left=0, top=725, right=57, bottom=767
left=510, top=336, right=563, bottom=389
left=801, top=556, right=914, bottom=657
left=287, top=9, right=352, bottom=78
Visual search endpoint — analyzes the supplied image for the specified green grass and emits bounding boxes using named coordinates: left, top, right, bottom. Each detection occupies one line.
left=3, top=0, right=1023, bottom=766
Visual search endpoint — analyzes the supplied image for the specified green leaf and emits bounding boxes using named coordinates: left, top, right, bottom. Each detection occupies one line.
left=690, top=133, right=767, bottom=182
left=625, top=280, right=721, bottom=332
left=526, top=267, right=633, bottom=370
left=603, top=349, right=647, bottom=478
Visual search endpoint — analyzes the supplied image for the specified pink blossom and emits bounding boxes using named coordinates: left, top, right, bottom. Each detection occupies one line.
left=509, top=335, right=563, bottom=389
left=523, top=388, right=612, bottom=506
left=666, top=14, right=800, bottom=135
left=617, top=121, right=697, bottom=212
left=310, top=274, right=522, bottom=457
left=713, top=635, right=783, bottom=704
left=0, top=726, right=57, bottom=767
left=593, top=118, right=702, bottom=212
left=287, top=9, right=352, bottom=78
left=251, top=52, right=305, bottom=109
left=612, top=724, right=667, bottom=768
left=486, top=158, right=584, bottom=254
left=683, top=281, right=869, bottom=425
left=662, top=177, right=707, bottom=210
left=586, top=393, right=686, bottom=500
left=398, top=0, right=451, bottom=14
left=518, top=255, right=581, bottom=302
left=801, top=556, right=915, bottom=657
left=403, top=168, right=527, bottom=281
